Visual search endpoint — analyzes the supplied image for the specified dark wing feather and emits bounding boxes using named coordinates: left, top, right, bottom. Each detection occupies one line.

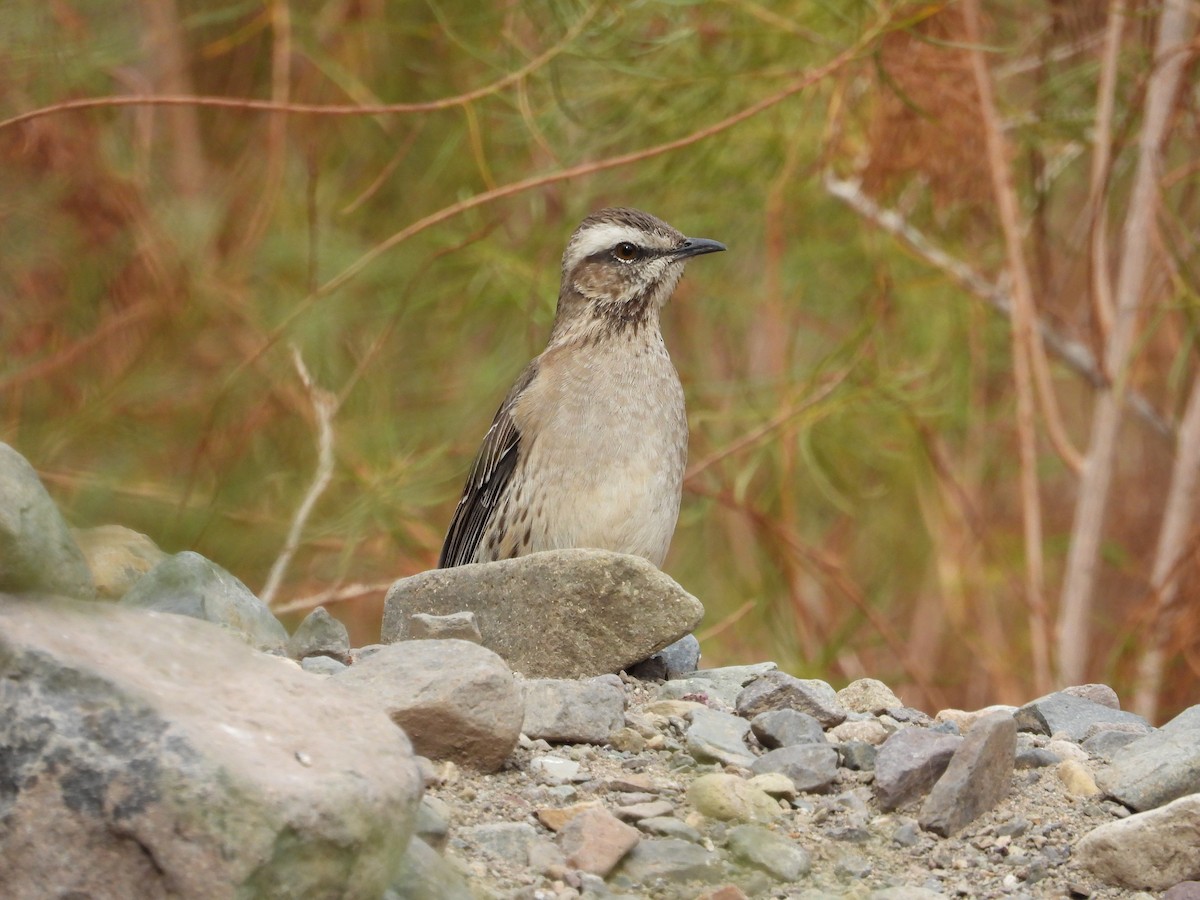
left=438, top=361, right=539, bottom=567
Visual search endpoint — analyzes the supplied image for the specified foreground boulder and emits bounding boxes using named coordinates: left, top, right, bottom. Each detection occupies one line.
left=0, top=442, right=95, bottom=599
left=0, top=594, right=422, bottom=899
left=382, top=549, right=704, bottom=678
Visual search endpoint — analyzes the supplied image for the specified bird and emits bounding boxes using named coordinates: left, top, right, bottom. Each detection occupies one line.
left=438, top=207, right=726, bottom=570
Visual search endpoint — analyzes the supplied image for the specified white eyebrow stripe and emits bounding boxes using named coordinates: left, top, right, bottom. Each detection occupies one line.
left=566, top=223, right=666, bottom=268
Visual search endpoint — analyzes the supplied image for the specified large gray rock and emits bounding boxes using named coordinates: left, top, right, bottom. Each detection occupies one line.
left=0, top=442, right=94, bottom=599
left=1014, top=691, right=1149, bottom=742
left=381, top=550, right=704, bottom=678
left=1075, top=793, right=1200, bottom=890
left=726, top=823, right=812, bottom=881
left=919, top=711, right=1016, bottom=836
left=0, top=594, right=422, bottom=899
left=1098, top=705, right=1200, bottom=811
left=521, top=678, right=625, bottom=744
left=751, top=709, right=827, bottom=749
left=388, top=837, right=474, bottom=900
left=627, top=633, right=701, bottom=681
left=121, top=550, right=288, bottom=653
left=874, top=729, right=963, bottom=811
left=72, top=524, right=166, bottom=599
left=333, top=639, right=523, bottom=772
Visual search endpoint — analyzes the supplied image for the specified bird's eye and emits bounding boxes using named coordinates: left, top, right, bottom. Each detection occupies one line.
left=612, top=242, right=641, bottom=263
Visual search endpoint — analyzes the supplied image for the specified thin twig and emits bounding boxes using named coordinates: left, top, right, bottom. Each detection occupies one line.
left=261, top=345, right=339, bottom=606
left=273, top=579, right=394, bottom=615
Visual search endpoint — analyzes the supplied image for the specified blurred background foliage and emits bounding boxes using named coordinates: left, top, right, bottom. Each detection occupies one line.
left=2, top=0, right=1197, bottom=718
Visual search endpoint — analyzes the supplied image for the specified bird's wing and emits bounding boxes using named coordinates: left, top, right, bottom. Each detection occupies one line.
left=438, top=360, right=539, bottom=567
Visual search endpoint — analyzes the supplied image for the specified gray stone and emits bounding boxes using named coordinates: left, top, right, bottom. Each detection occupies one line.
left=750, top=709, right=827, bottom=749
left=686, top=706, right=756, bottom=767
left=558, top=807, right=641, bottom=876
left=636, top=816, right=703, bottom=842
left=0, top=442, right=94, bottom=599
left=1165, top=883, right=1200, bottom=900
left=0, top=593, right=421, bottom=898
left=1082, top=728, right=1145, bottom=761
left=735, top=672, right=848, bottom=728
left=654, top=663, right=778, bottom=708
left=72, top=524, right=166, bottom=599
left=456, top=822, right=538, bottom=866
left=415, top=795, right=452, bottom=851
left=687, top=773, right=783, bottom=822
left=874, top=728, right=963, bottom=810
left=121, top=550, right=287, bottom=653
left=837, top=677, right=904, bottom=714
left=1015, top=747, right=1060, bottom=768
left=1099, top=704, right=1200, bottom=810
left=838, top=740, right=878, bottom=771
left=301, top=654, right=347, bottom=675
left=1014, top=691, right=1148, bottom=742
left=750, top=744, right=839, bottom=794
left=627, top=633, right=701, bottom=681
left=1062, top=683, right=1121, bottom=709
left=333, top=639, right=523, bottom=772
left=610, top=838, right=723, bottom=888
left=521, top=678, right=624, bottom=744
left=388, top=837, right=474, bottom=900
left=382, top=549, right=704, bottom=678
left=919, top=711, right=1016, bottom=836
left=1075, top=793, right=1200, bottom=890
left=287, top=605, right=351, bottom=662
left=615, top=800, right=675, bottom=821
left=726, top=823, right=812, bottom=881
left=408, top=611, right=483, bottom=643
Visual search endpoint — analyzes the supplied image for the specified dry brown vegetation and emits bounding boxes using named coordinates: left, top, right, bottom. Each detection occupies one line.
left=2, top=0, right=1198, bottom=721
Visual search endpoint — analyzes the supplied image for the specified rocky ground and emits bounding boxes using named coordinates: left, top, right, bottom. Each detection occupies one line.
left=408, top=667, right=1198, bottom=900
left=2, top=438, right=1199, bottom=899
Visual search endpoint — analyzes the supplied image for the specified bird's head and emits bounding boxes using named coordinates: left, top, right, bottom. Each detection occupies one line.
left=552, top=207, right=725, bottom=340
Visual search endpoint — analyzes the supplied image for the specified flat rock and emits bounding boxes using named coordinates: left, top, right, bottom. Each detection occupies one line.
left=735, top=672, right=848, bottom=727
left=1075, top=793, right=1200, bottom=890
left=610, top=837, right=723, bottom=888
left=686, top=706, right=756, bottom=767
left=333, top=639, right=523, bottom=772
left=919, top=711, right=1016, bottom=836
left=521, top=678, right=624, bottom=744
left=687, top=773, right=782, bottom=823
left=874, top=729, right=963, bottom=810
left=72, top=524, right=165, bottom=599
left=637, top=817, right=703, bottom=842
left=558, top=807, right=641, bottom=876
left=750, top=709, right=827, bottom=749
left=287, top=604, right=351, bottom=662
left=0, top=594, right=421, bottom=898
left=1062, top=683, right=1121, bottom=709
left=381, top=549, right=703, bottom=678
left=408, top=611, right=483, bottom=642
left=1082, top=728, right=1144, bottom=761
left=726, top=823, right=812, bottom=881
left=455, top=822, right=537, bottom=866
left=1098, top=704, right=1200, bottom=811
left=0, top=442, right=94, bottom=599
left=654, top=663, right=778, bottom=707
left=750, top=744, right=839, bottom=794
left=1014, top=690, right=1149, bottom=742
left=121, top=550, right=287, bottom=653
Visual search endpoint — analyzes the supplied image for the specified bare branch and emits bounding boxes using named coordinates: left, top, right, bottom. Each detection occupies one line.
left=261, top=346, right=339, bottom=607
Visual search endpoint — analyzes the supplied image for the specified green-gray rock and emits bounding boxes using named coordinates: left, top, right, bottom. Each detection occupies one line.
left=687, top=773, right=783, bottom=823
left=0, top=442, right=94, bottom=599
left=287, top=604, right=351, bottom=662
left=727, top=823, right=813, bottom=881
left=121, top=550, right=287, bottom=653
left=72, top=524, right=166, bottom=599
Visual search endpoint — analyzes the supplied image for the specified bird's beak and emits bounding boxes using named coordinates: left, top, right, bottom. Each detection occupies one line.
left=673, top=237, right=727, bottom=259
